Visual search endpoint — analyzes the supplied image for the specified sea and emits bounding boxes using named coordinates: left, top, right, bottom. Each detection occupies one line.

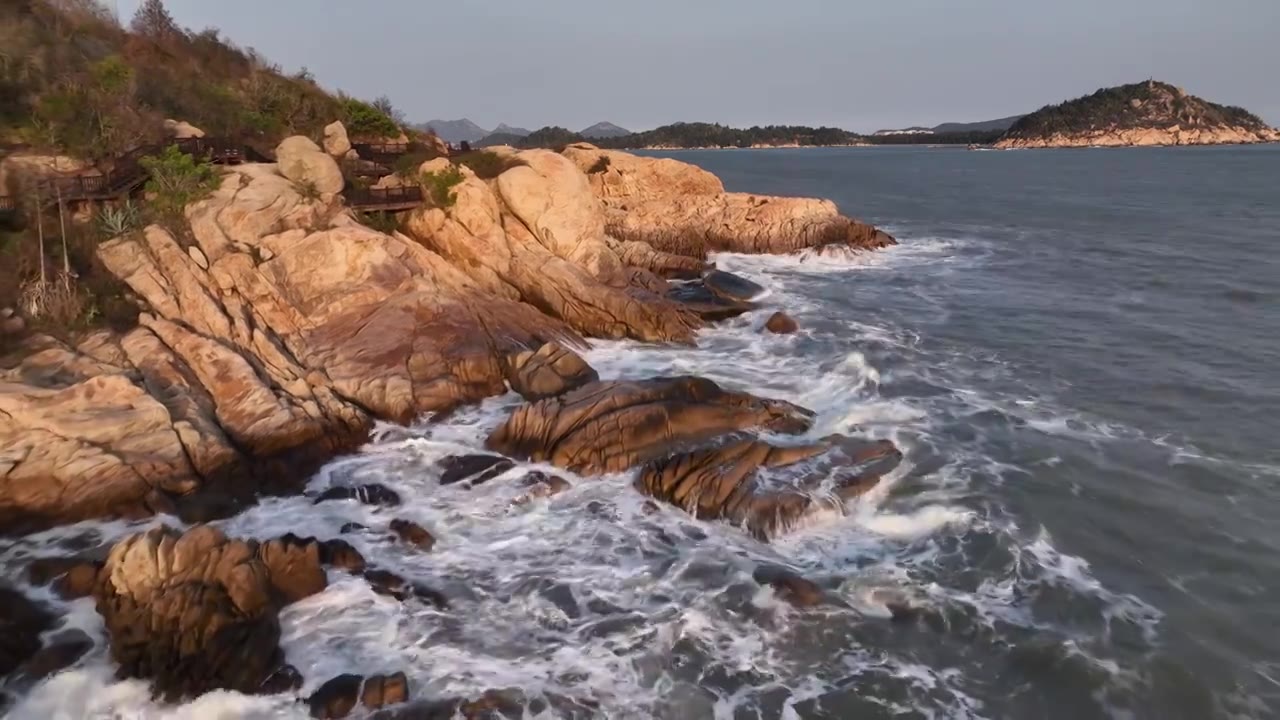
left=3, top=144, right=1279, bottom=719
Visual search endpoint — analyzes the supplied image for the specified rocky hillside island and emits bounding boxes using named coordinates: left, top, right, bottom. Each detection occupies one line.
left=995, top=80, right=1280, bottom=148
left=0, top=0, right=898, bottom=715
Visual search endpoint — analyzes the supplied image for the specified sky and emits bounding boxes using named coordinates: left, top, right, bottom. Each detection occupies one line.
left=114, top=0, right=1280, bottom=133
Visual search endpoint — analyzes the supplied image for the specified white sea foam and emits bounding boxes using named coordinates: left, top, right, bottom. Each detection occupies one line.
left=0, top=236, right=1172, bottom=718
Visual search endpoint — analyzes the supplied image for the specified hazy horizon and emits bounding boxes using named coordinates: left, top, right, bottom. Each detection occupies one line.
left=115, top=0, right=1280, bottom=132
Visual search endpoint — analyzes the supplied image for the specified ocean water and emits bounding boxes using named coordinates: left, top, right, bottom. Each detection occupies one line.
left=4, top=145, right=1280, bottom=719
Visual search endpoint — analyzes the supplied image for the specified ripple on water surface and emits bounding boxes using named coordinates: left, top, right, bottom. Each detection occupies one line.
left=0, top=240, right=1186, bottom=719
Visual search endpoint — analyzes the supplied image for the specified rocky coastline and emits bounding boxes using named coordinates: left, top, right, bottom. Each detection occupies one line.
left=994, top=125, right=1280, bottom=149
left=0, top=129, right=896, bottom=715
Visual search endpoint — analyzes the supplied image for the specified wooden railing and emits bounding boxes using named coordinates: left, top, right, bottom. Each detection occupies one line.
left=343, top=185, right=423, bottom=210
left=0, top=194, right=16, bottom=213
left=29, top=137, right=251, bottom=205
left=351, top=141, right=413, bottom=166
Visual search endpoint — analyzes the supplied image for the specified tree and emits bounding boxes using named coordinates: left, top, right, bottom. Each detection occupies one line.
left=130, top=0, right=179, bottom=39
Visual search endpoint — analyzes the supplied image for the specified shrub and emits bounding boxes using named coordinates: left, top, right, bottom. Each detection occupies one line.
left=355, top=210, right=399, bottom=235
left=297, top=179, right=321, bottom=201
left=96, top=201, right=142, bottom=238
left=341, top=97, right=399, bottom=138
left=393, top=147, right=444, bottom=179
left=587, top=155, right=611, bottom=174
left=140, top=144, right=218, bottom=225
left=453, top=150, right=522, bottom=180
left=419, top=166, right=464, bottom=208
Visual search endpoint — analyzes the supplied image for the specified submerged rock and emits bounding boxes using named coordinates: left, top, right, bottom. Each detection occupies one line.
left=666, top=281, right=757, bottom=322
left=390, top=519, right=436, bottom=551
left=764, top=311, right=799, bottom=334
left=703, top=270, right=766, bottom=303
left=314, top=484, right=402, bottom=507
left=637, top=437, right=902, bottom=540
left=486, top=376, right=814, bottom=475
left=0, top=586, right=54, bottom=679
left=753, top=566, right=826, bottom=607
left=363, top=569, right=449, bottom=608
left=437, top=454, right=514, bottom=486
left=309, top=673, right=363, bottom=719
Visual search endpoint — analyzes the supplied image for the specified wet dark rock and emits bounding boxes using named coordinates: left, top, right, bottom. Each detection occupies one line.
left=510, top=472, right=572, bottom=506
left=0, top=586, right=55, bottom=678
left=666, top=281, right=756, bottom=321
left=257, top=533, right=328, bottom=604
left=581, top=613, right=647, bottom=639
left=703, top=270, right=766, bottom=303
left=309, top=673, right=363, bottom=718
left=487, top=376, right=813, bottom=475
left=390, top=519, right=436, bottom=551
left=319, top=539, right=367, bottom=574
left=26, top=557, right=101, bottom=599
left=437, top=454, right=515, bottom=486
left=261, top=664, right=304, bottom=694
left=637, top=436, right=902, bottom=540
left=361, top=671, right=410, bottom=709
left=764, top=311, right=798, bottom=334
left=314, top=484, right=402, bottom=507
left=753, top=565, right=826, bottom=608
left=371, top=688, right=536, bottom=720
left=363, top=569, right=449, bottom=609
left=339, top=522, right=367, bottom=534
left=539, top=583, right=580, bottom=619
left=17, top=629, right=92, bottom=681
left=504, top=342, right=599, bottom=401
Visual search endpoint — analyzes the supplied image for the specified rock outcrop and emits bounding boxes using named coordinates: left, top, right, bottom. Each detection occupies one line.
left=2, top=157, right=579, bottom=532
left=561, top=143, right=895, bottom=255
left=486, top=377, right=814, bottom=475
left=92, top=525, right=324, bottom=701
left=2, top=135, right=894, bottom=536
left=404, top=150, right=700, bottom=343
left=637, top=436, right=902, bottom=539
left=275, top=136, right=344, bottom=194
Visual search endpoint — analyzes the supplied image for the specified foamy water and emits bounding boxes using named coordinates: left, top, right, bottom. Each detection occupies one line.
left=1, top=238, right=1176, bottom=719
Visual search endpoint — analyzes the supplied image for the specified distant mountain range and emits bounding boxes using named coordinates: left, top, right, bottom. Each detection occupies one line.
left=874, top=115, right=1024, bottom=136
left=580, top=122, right=632, bottom=139
left=422, top=119, right=630, bottom=145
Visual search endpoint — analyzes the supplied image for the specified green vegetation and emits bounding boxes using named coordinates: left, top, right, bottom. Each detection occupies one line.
left=392, top=146, right=445, bottom=178
left=355, top=210, right=400, bottom=235
left=340, top=97, right=400, bottom=138
left=0, top=0, right=414, bottom=343
left=139, top=144, right=218, bottom=226
left=420, top=166, right=465, bottom=208
left=0, top=0, right=400, bottom=156
left=587, top=155, right=611, bottom=174
left=1003, top=80, right=1269, bottom=140
left=453, top=150, right=524, bottom=180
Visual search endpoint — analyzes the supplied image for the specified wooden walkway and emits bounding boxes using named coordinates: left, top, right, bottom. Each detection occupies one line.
left=0, top=136, right=431, bottom=216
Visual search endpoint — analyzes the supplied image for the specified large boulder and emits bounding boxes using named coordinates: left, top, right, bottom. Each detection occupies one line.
left=636, top=437, right=902, bottom=539
left=486, top=377, right=814, bottom=475
left=561, top=145, right=895, bottom=255
left=163, top=119, right=206, bottom=139
left=503, top=342, right=598, bottom=401
left=92, top=525, right=325, bottom=700
left=322, top=121, right=353, bottom=158
left=275, top=136, right=344, bottom=194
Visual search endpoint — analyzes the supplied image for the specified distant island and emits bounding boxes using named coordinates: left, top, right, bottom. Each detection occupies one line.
left=495, top=122, right=1008, bottom=150
left=462, top=81, right=1277, bottom=152
left=996, top=80, right=1280, bottom=148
